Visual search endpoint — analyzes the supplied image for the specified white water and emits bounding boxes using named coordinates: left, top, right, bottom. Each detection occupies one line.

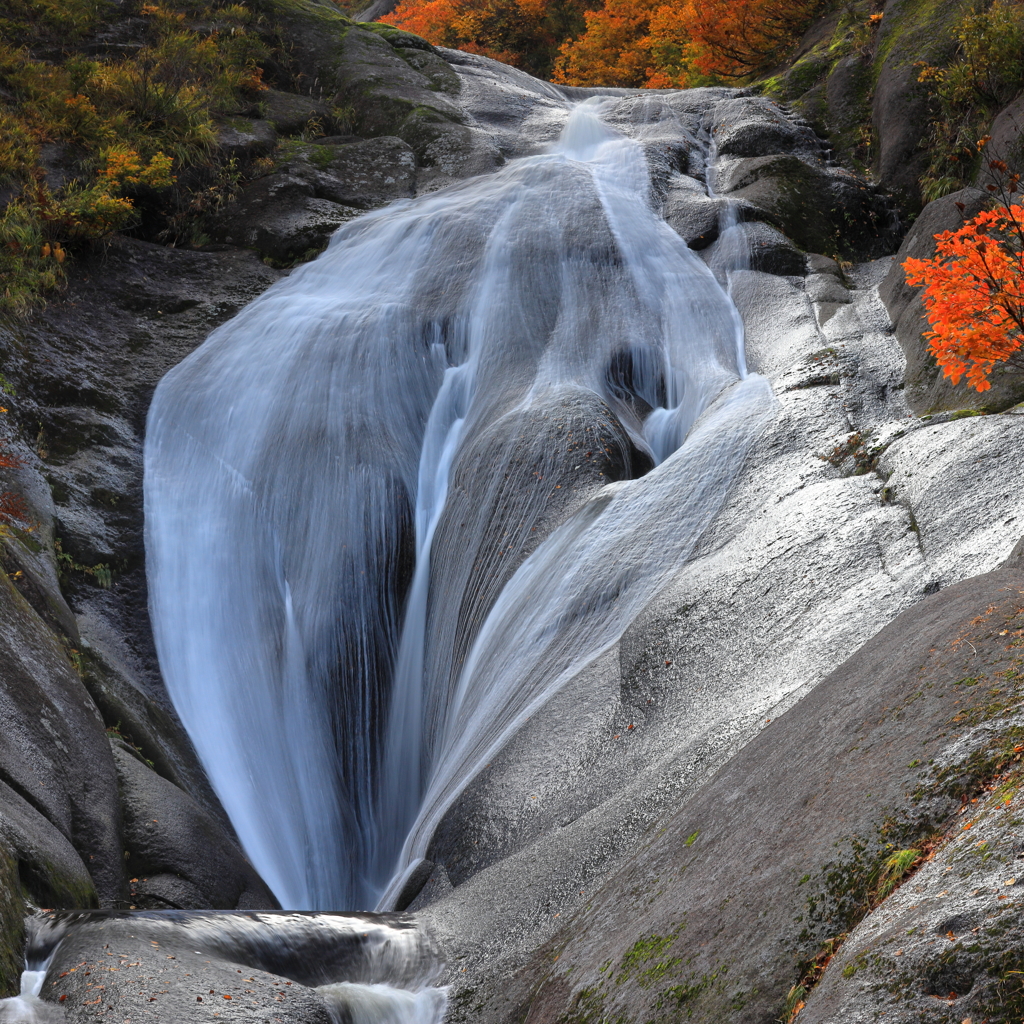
left=0, top=911, right=447, bottom=1024
left=0, top=973, right=46, bottom=1023
left=0, top=920, right=61, bottom=1024
left=318, top=982, right=448, bottom=1024
left=144, top=94, right=775, bottom=927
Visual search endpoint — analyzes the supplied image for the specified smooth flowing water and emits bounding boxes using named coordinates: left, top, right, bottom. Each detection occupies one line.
left=144, top=94, right=775, bottom=925
left=0, top=912, right=446, bottom=1024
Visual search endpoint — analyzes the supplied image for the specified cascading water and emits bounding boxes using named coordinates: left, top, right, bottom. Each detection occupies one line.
left=144, top=93, right=776, bottom=930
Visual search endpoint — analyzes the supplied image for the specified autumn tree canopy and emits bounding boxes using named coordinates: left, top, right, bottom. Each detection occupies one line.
left=381, top=0, right=820, bottom=87
left=380, top=0, right=590, bottom=79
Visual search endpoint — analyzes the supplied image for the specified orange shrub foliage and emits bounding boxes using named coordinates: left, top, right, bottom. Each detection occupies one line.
left=904, top=175, right=1024, bottom=391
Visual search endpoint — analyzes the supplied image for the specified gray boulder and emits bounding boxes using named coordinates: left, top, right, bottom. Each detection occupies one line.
left=111, top=742, right=276, bottom=911
left=718, top=152, right=894, bottom=258
left=212, top=173, right=360, bottom=263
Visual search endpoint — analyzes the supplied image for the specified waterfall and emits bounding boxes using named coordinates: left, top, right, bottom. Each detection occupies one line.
left=144, top=94, right=776, bottom=916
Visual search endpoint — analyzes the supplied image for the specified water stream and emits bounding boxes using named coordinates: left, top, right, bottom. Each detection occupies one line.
left=143, top=93, right=774, bottom=928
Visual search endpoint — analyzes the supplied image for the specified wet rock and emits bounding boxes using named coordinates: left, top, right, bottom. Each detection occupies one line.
left=870, top=0, right=965, bottom=209
left=700, top=220, right=807, bottom=277
left=283, top=136, right=417, bottom=207
left=709, top=95, right=814, bottom=157
left=35, top=910, right=441, bottom=1023
left=826, top=53, right=871, bottom=138
left=391, top=859, right=436, bottom=912
left=984, top=92, right=1024, bottom=173
left=877, top=415, right=1024, bottom=584
left=421, top=386, right=652, bottom=738
left=394, top=46, right=462, bottom=95
left=718, top=151, right=894, bottom=259
left=111, top=742, right=276, bottom=911
left=0, top=843, right=22, bottom=998
left=662, top=181, right=761, bottom=250
left=0, top=572, right=126, bottom=906
left=407, top=863, right=453, bottom=913
left=262, top=89, right=334, bottom=135
left=0, top=780, right=97, bottom=911
left=879, top=186, right=1024, bottom=412
left=798, top=774, right=1024, bottom=1023
left=1, top=236, right=283, bottom=921
left=44, top=920, right=334, bottom=1023
left=211, top=173, right=360, bottom=262
left=335, top=27, right=463, bottom=140
left=215, top=118, right=278, bottom=162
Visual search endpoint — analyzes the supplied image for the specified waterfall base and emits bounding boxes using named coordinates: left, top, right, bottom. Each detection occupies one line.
left=0, top=912, right=446, bottom=1024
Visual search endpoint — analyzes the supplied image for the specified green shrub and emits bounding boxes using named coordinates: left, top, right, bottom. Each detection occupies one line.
left=917, top=0, right=1024, bottom=201
left=0, top=0, right=281, bottom=311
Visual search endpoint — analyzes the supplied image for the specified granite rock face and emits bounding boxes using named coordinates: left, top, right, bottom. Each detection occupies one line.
left=0, top=239, right=285, bottom=993
left=475, top=569, right=1024, bottom=1024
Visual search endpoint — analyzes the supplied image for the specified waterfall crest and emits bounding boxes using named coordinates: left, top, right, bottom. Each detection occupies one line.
left=144, top=95, right=776, bottom=913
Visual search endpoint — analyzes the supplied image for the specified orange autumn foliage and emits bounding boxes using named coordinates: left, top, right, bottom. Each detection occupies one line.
left=904, top=185, right=1024, bottom=392
left=552, top=0, right=665, bottom=87
left=554, top=0, right=822, bottom=87
left=383, top=0, right=821, bottom=87
left=381, top=0, right=590, bottom=78
left=679, top=0, right=821, bottom=79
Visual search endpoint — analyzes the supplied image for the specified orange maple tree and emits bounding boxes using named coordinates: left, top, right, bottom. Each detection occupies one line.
left=903, top=163, right=1024, bottom=392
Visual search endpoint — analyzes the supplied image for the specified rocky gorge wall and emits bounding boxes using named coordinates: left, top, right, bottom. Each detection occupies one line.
left=1, top=0, right=1023, bottom=1020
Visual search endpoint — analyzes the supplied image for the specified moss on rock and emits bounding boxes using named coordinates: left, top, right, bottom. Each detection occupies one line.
left=0, top=842, right=25, bottom=998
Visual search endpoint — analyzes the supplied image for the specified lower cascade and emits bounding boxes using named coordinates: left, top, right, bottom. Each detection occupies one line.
left=143, top=92, right=772, bottom=927
left=0, top=913, right=447, bottom=1024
